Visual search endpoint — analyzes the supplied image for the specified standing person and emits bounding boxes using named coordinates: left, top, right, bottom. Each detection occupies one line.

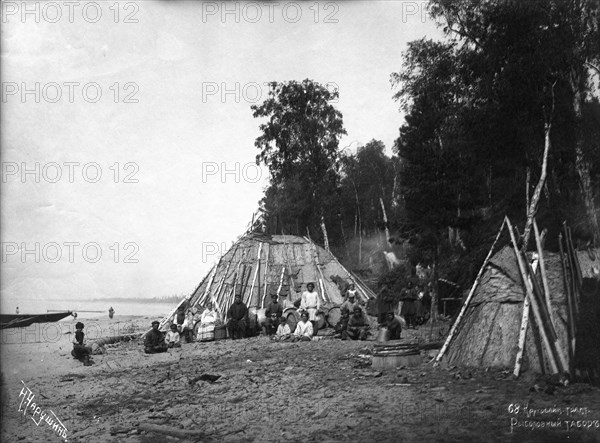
left=165, top=324, right=181, bottom=348
left=264, top=293, right=283, bottom=335
left=176, top=295, right=191, bottom=331
left=108, top=307, right=114, bottom=319
left=144, top=320, right=168, bottom=354
left=300, top=283, right=320, bottom=336
left=292, top=311, right=313, bottom=341
left=377, top=283, right=395, bottom=325
left=71, top=322, right=93, bottom=365
left=15, top=307, right=19, bottom=315
left=226, top=294, right=248, bottom=340
left=345, top=283, right=358, bottom=302
left=344, top=306, right=370, bottom=341
left=400, top=282, right=418, bottom=328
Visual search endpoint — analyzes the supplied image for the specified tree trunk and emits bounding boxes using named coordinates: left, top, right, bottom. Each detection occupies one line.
left=522, top=123, right=552, bottom=251
left=379, top=197, right=390, bottom=243
left=571, top=68, right=599, bottom=244
left=320, top=214, right=330, bottom=251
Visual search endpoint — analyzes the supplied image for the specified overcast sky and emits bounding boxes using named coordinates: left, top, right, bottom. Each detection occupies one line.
left=0, top=1, right=441, bottom=307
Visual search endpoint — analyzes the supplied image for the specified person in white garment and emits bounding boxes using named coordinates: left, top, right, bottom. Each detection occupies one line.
left=271, top=317, right=292, bottom=342
left=292, top=311, right=313, bottom=341
left=197, top=302, right=218, bottom=342
left=300, top=282, right=320, bottom=335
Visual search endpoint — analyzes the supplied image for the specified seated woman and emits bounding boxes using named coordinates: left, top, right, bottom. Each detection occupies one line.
left=271, top=317, right=292, bottom=342
left=197, top=302, right=219, bottom=342
left=291, top=311, right=313, bottom=342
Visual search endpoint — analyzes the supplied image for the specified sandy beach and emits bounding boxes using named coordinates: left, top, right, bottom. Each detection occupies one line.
left=1, top=316, right=600, bottom=442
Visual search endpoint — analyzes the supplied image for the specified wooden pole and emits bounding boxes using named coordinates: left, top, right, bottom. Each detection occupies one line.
left=513, top=258, right=537, bottom=377
left=276, top=266, right=285, bottom=297
left=534, top=221, right=554, bottom=326
left=559, top=233, right=576, bottom=373
left=247, top=242, right=263, bottom=307
left=507, top=217, right=561, bottom=374
left=435, top=218, right=506, bottom=365
left=261, top=244, right=270, bottom=308
left=308, top=237, right=331, bottom=304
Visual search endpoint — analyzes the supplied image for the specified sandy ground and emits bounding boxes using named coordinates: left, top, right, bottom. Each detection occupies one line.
left=1, top=315, right=600, bottom=443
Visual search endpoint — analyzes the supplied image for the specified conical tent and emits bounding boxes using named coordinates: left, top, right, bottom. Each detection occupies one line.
left=161, top=233, right=376, bottom=327
left=444, top=245, right=598, bottom=373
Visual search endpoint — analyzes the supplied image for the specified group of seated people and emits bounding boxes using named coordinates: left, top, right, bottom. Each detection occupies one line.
left=143, top=280, right=405, bottom=352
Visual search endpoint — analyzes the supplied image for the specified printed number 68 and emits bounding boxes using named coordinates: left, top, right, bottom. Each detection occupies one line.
left=508, top=404, right=520, bottom=414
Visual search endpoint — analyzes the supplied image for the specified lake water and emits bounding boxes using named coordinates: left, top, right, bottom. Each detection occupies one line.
left=0, top=298, right=175, bottom=320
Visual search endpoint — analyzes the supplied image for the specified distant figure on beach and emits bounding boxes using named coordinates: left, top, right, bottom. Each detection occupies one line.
left=15, top=307, right=19, bottom=314
left=144, top=320, right=168, bottom=354
left=71, top=322, right=93, bottom=366
left=292, top=311, right=313, bottom=342
left=164, top=324, right=181, bottom=348
left=108, top=307, right=114, bottom=319
left=227, top=294, right=248, bottom=339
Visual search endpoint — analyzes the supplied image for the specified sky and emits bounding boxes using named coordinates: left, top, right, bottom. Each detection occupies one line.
left=0, top=0, right=442, bottom=309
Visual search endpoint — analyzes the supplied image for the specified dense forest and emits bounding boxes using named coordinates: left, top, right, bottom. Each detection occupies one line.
left=251, top=0, right=600, bottom=312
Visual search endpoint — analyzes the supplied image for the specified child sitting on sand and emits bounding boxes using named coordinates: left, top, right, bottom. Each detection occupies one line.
left=271, top=317, right=292, bottom=342
left=165, top=324, right=181, bottom=348
left=71, top=322, right=93, bottom=366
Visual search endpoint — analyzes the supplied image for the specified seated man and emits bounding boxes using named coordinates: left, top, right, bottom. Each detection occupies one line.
left=165, top=323, right=181, bottom=348
left=263, top=293, right=283, bottom=335
left=227, top=294, right=248, bottom=340
left=271, top=317, right=292, bottom=342
left=292, top=311, right=313, bottom=342
left=144, top=320, right=168, bottom=354
left=334, top=308, right=350, bottom=337
left=71, top=322, right=93, bottom=366
left=263, top=313, right=279, bottom=336
left=386, top=312, right=402, bottom=340
left=343, top=307, right=369, bottom=341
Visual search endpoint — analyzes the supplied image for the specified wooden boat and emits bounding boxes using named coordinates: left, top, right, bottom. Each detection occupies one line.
left=0, top=311, right=73, bottom=329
